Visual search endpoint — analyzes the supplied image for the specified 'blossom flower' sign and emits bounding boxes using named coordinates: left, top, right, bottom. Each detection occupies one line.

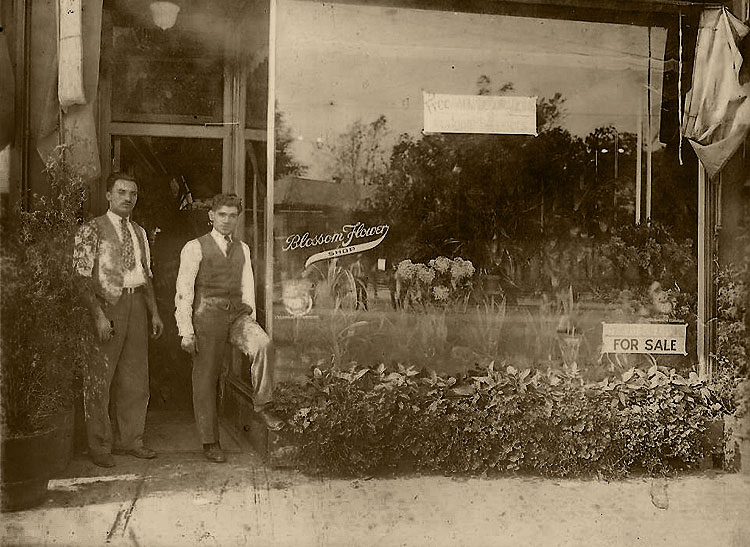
left=282, top=221, right=390, bottom=269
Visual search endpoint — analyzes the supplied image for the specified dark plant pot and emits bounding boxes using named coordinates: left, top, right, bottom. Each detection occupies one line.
left=1, top=408, right=75, bottom=512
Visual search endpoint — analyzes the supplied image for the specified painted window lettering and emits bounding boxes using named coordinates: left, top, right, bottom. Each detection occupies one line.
left=283, top=222, right=389, bottom=253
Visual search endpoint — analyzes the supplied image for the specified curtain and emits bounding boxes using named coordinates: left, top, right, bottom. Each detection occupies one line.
left=682, top=7, right=750, bottom=178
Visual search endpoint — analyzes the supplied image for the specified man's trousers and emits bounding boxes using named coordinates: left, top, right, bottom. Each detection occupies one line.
left=84, top=289, right=150, bottom=456
left=192, top=297, right=274, bottom=445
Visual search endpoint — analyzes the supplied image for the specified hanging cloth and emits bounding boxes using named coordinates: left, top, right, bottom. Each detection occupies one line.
left=38, top=0, right=103, bottom=179
left=58, top=0, right=86, bottom=109
left=682, top=7, right=750, bottom=179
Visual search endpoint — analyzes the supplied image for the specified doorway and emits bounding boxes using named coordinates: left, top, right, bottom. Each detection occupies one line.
left=114, top=135, right=223, bottom=409
left=101, top=2, right=270, bottom=410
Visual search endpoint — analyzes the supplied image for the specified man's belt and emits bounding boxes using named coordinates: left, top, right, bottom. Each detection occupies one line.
left=122, top=285, right=145, bottom=294
left=196, top=296, right=232, bottom=311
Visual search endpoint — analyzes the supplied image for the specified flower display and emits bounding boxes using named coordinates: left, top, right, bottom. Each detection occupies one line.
left=395, top=256, right=475, bottom=309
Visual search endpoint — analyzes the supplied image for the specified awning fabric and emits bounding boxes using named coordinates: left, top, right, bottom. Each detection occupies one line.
left=682, top=7, right=750, bottom=179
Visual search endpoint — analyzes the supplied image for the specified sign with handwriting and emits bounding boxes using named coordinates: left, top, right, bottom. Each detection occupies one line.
left=423, top=92, right=537, bottom=135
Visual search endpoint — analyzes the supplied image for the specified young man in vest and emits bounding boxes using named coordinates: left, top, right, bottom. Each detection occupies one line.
left=73, top=172, right=164, bottom=468
left=175, top=193, right=284, bottom=463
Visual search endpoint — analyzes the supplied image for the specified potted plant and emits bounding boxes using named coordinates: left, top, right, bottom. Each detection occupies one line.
left=0, top=149, right=104, bottom=511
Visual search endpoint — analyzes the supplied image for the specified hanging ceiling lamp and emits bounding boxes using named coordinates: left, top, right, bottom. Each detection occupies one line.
left=150, top=1, right=180, bottom=30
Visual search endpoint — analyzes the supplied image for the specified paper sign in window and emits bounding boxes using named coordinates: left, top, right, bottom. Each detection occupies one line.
left=423, top=92, right=537, bottom=135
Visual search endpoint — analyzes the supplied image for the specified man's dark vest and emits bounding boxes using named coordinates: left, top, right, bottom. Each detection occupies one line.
left=195, top=233, right=245, bottom=311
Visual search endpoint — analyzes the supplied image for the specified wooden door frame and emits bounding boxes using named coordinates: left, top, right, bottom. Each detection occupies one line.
left=99, top=8, right=271, bottom=333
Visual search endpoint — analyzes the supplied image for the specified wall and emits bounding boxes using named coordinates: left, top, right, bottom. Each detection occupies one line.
left=719, top=140, right=750, bottom=267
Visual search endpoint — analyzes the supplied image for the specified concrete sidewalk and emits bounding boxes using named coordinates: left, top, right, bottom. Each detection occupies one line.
left=2, top=411, right=749, bottom=547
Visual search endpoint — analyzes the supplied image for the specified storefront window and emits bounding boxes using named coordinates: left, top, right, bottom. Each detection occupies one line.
left=273, top=1, right=694, bottom=382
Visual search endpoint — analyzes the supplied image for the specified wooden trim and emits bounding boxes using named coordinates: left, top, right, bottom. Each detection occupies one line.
left=635, top=91, right=643, bottom=224
left=222, top=35, right=233, bottom=193
left=697, top=164, right=717, bottom=380
left=248, top=143, right=261, bottom=268
left=10, top=0, right=28, bottom=210
left=265, top=0, right=277, bottom=337
left=243, top=129, right=267, bottom=141
left=294, top=0, right=707, bottom=26
left=697, top=164, right=705, bottom=376
left=222, top=135, right=232, bottom=193
left=107, top=122, right=228, bottom=139
left=98, top=9, right=114, bottom=211
left=235, top=37, right=248, bottom=209
left=110, top=113, right=222, bottom=126
left=19, top=0, right=30, bottom=210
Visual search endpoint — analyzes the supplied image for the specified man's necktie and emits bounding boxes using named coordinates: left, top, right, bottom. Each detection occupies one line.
left=121, top=217, right=136, bottom=271
left=224, top=234, right=232, bottom=252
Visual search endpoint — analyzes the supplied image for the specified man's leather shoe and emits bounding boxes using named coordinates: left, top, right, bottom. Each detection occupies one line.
left=203, top=444, right=226, bottom=463
left=113, top=446, right=157, bottom=459
left=257, top=409, right=285, bottom=431
left=91, top=453, right=115, bottom=468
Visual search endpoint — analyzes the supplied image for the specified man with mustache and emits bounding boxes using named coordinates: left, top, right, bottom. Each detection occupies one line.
left=73, top=172, right=164, bottom=468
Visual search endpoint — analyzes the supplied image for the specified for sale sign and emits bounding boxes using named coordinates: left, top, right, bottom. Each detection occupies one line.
left=601, top=323, right=687, bottom=355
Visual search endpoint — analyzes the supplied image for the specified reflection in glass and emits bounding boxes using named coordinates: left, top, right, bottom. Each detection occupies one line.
left=272, top=2, right=696, bottom=381
left=111, top=26, right=224, bottom=124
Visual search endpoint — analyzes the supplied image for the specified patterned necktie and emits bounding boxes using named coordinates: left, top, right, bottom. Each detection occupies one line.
left=121, top=217, right=136, bottom=271
left=224, top=234, right=232, bottom=253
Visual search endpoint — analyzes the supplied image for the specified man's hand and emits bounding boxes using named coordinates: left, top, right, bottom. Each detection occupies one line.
left=151, top=313, right=164, bottom=339
left=95, top=313, right=114, bottom=343
left=181, top=334, right=198, bottom=355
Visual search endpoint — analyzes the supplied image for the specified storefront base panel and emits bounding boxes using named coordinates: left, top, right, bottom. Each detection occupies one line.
left=221, top=377, right=296, bottom=467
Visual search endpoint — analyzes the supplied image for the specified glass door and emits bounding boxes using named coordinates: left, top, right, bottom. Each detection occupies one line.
left=101, top=1, right=271, bottom=407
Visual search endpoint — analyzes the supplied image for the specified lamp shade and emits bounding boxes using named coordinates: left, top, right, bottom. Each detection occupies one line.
left=150, top=1, right=180, bottom=30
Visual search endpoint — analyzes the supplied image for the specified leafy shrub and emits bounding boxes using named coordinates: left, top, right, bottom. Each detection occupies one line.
left=0, top=149, right=103, bottom=436
left=274, top=362, right=724, bottom=478
left=599, top=221, right=695, bottom=290
left=715, top=262, right=748, bottom=379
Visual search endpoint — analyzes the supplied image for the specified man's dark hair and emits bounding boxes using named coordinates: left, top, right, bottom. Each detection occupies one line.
left=211, top=193, right=242, bottom=212
left=106, top=171, right=137, bottom=192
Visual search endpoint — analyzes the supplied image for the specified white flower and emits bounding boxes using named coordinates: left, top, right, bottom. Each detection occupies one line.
left=451, top=257, right=475, bottom=280
left=432, top=285, right=450, bottom=301
left=396, top=259, right=415, bottom=280
left=416, top=264, right=436, bottom=285
left=432, top=256, right=451, bottom=273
